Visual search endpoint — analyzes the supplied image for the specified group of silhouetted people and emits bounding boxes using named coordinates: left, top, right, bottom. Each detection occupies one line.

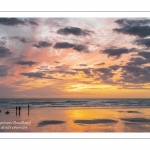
left=15, top=105, right=30, bottom=116
left=16, top=106, right=21, bottom=116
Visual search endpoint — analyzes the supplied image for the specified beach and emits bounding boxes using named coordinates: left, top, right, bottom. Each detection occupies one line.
left=1, top=106, right=150, bottom=132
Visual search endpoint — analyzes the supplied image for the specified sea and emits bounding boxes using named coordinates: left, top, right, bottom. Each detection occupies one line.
left=0, top=98, right=150, bottom=109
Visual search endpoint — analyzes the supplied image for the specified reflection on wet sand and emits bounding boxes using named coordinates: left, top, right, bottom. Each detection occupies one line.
left=28, top=105, right=30, bottom=116
left=1, top=107, right=150, bottom=132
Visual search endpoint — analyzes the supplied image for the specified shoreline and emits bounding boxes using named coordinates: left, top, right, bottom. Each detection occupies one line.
left=1, top=105, right=150, bottom=111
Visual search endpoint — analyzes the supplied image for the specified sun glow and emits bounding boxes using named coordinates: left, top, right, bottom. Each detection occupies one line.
left=68, top=84, right=113, bottom=92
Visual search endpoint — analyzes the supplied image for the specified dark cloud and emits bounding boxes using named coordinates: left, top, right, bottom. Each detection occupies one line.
left=49, top=65, right=76, bottom=75
left=115, top=19, right=150, bottom=27
left=48, top=70, right=76, bottom=76
left=20, top=72, right=44, bottom=78
left=0, top=46, right=12, bottom=57
left=109, top=65, right=121, bottom=71
left=33, top=41, right=52, bottom=48
left=15, top=60, right=38, bottom=66
left=138, top=51, right=150, bottom=60
left=55, top=70, right=76, bottom=75
left=127, top=57, right=149, bottom=66
left=54, top=42, right=74, bottom=49
left=79, top=64, right=87, bottom=66
left=57, top=26, right=93, bottom=36
left=121, top=65, right=150, bottom=84
left=93, top=68, right=115, bottom=83
left=126, top=52, right=150, bottom=67
left=12, top=36, right=29, bottom=43
left=0, top=18, right=38, bottom=26
left=114, top=19, right=150, bottom=38
left=101, top=47, right=136, bottom=58
left=0, top=18, right=25, bottom=26
left=55, top=65, right=69, bottom=70
left=93, top=67, right=123, bottom=84
left=95, top=62, right=105, bottom=66
left=20, top=72, right=55, bottom=79
left=0, top=65, right=9, bottom=77
left=93, top=68, right=114, bottom=77
left=54, top=42, right=89, bottom=52
left=73, top=45, right=88, bottom=52
left=114, top=26, right=150, bottom=38
left=135, top=38, right=150, bottom=48
left=72, top=68, right=92, bottom=76
left=84, top=64, right=150, bottom=85
left=91, top=63, right=150, bottom=85
left=72, top=66, right=119, bottom=82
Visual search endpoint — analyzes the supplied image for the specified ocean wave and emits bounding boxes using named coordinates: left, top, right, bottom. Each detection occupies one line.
left=0, top=98, right=150, bottom=109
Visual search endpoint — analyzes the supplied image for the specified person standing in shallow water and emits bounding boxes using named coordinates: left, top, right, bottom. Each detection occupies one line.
left=28, top=104, right=30, bottom=116
left=16, top=106, right=18, bottom=116
left=19, top=106, right=21, bottom=115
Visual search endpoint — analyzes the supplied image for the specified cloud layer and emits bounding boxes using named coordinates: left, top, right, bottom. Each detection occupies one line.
left=0, top=18, right=150, bottom=98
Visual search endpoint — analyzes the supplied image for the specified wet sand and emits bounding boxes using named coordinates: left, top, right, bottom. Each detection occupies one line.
left=1, top=107, right=150, bottom=132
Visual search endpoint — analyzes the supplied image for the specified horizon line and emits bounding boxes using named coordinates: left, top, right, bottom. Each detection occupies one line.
left=0, top=97, right=150, bottom=99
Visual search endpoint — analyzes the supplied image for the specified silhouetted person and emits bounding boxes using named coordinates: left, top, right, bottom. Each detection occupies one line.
left=28, top=104, right=30, bottom=116
left=16, top=106, right=18, bottom=116
left=19, top=106, right=21, bottom=115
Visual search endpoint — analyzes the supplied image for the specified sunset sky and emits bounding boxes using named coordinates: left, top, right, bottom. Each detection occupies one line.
left=0, top=18, right=150, bottom=98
